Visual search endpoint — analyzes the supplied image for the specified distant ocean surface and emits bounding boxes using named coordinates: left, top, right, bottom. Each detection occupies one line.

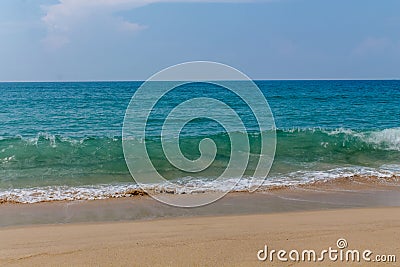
left=1, top=80, right=399, bottom=203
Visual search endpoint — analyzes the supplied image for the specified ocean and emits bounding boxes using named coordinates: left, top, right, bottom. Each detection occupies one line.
left=1, top=80, right=399, bottom=203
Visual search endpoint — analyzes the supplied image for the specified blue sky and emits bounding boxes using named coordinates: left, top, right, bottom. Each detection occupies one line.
left=1, top=0, right=399, bottom=81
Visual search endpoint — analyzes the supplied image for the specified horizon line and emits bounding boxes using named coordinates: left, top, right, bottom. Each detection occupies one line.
left=0, top=78, right=399, bottom=83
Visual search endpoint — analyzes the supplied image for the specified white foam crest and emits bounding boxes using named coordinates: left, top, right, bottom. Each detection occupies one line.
left=282, top=127, right=324, bottom=133
left=362, top=128, right=400, bottom=151
left=0, top=184, right=142, bottom=204
left=323, top=127, right=358, bottom=136
left=24, top=132, right=58, bottom=147
left=0, top=155, right=15, bottom=164
left=381, top=164, right=400, bottom=172
left=1, top=165, right=399, bottom=204
left=320, top=127, right=400, bottom=151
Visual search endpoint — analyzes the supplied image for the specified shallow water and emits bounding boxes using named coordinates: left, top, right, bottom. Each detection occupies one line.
left=0, top=80, right=399, bottom=203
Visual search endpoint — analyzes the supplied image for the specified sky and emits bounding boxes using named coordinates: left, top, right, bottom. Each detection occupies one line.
left=0, top=0, right=400, bottom=81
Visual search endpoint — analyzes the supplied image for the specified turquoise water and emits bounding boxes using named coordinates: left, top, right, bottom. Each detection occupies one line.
left=0, top=80, right=399, bottom=202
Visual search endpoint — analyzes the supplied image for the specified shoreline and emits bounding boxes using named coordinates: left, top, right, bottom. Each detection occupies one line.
left=1, top=178, right=399, bottom=266
left=1, top=177, right=399, bottom=227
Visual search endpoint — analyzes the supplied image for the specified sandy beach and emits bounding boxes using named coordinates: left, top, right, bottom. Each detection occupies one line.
left=1, top=180, right=400, bottom=266
left=0, top=207, right=399, bottom=266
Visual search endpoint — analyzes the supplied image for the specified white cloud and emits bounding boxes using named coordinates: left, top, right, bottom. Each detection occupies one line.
left=117, top=20, right=147, bottom=33
left=41, top=0, right=262, bottom=48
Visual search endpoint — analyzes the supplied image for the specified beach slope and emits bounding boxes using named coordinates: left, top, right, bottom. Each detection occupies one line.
left=1, top=207, right=399, bottom=266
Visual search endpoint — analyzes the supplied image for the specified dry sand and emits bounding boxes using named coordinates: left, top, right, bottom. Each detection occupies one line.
left=1, top=179, right=399, bottom=266
left=0, top=207, right=399, bottom=266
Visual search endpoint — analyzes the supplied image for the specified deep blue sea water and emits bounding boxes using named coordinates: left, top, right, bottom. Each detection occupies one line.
left=1, top=80, right=399, bottom=203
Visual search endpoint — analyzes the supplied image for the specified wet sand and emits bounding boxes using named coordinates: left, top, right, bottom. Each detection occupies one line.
left=1, top=176, right=400, bottom=227
left=0, top=179, right=399, bottom=266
